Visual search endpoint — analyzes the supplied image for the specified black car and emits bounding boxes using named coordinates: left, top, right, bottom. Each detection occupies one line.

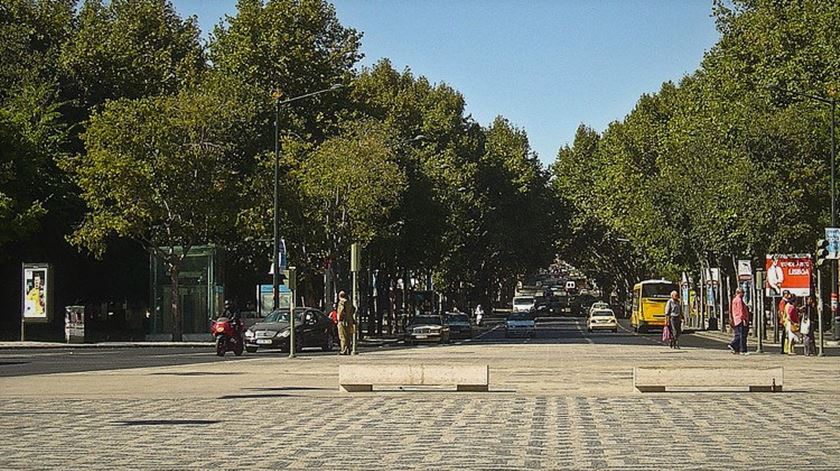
left=444, top=312, right=473, bottom=339
left=245, top=308, right=336, bottom=353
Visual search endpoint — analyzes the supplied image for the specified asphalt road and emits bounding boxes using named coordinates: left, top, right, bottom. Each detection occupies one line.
left=0, top=316, right=734, bottom=378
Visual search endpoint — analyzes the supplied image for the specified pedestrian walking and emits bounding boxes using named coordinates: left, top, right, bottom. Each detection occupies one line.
left=665, top=290, right=683, bottom=349
left=784, top=295, right=801, bottom=355
left=336, top=291, right=356, bottom=355
left=474, top=304, right=484, bottom=326
left=728, top=288, right=750, bottom=355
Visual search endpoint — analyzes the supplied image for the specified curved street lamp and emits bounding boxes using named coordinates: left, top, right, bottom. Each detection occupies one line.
left=273, top=84, right=343, bottom=311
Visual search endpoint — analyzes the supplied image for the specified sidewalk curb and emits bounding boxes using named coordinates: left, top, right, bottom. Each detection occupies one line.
left=0, top=342, right=212, bottom=350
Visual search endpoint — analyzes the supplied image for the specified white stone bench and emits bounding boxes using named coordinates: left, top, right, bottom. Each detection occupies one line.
left=633, top=367, right=784, bottom=393
left=339, top=364, right=489, bottom=392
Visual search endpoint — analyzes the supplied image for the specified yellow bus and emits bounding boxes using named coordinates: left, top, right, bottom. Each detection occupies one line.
left=631, top=279, right=678, bottom=333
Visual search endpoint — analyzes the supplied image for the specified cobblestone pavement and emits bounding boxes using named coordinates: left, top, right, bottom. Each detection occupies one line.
left=3, top=394, right=838, bottom=470
left=3, top=319, right=839, bottom=470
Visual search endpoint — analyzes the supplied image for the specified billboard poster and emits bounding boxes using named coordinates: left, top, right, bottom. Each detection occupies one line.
left=22, top=263, right=51, bottom=322
left=765, top=254, right=812, bottom=297
left=256, top=284, right=291, bottom=316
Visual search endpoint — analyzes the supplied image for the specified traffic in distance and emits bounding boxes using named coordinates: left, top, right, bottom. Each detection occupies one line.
left=208, top=263, right=659, bottom=356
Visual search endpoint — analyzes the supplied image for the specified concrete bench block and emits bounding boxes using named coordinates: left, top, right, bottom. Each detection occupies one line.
left=633, top=366, right=783, bottom=393
left=339, top=364, right=489, bottom=392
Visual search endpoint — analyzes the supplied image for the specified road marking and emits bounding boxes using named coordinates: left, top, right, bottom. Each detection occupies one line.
left=473, top=325, right=501, bottom=340
left=576, top=320, right=594, bottom=344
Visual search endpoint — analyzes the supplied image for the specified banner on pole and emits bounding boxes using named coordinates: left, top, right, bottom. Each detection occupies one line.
left=825, top=228, right=840, bottom=260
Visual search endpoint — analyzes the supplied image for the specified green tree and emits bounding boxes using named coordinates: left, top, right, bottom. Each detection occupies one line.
left=60, top=0, right=205, bottom=108
left=62, top=82, right=257, bottom=340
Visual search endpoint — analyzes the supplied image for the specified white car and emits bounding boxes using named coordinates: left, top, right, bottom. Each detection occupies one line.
left=505, top=312, right=536, bottom=338
left=512, top=296, right=535, bottom=313
left=588, top=302, right=610, bottom=316
left=588, top=309, right=618, bottom=333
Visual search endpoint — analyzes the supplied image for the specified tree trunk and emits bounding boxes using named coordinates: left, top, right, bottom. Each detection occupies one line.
left=170, top=262, right=182, bottom=342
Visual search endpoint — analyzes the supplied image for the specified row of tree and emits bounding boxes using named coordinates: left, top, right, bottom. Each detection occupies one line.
left=2, top=0, right=557, bottom=339
left=552, top=0, right=840, bottom=297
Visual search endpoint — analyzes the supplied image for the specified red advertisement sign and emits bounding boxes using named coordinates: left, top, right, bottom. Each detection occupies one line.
left=765, top=254, right=812, bottom=297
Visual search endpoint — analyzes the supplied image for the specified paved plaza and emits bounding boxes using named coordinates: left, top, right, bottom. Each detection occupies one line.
left=2, top=319, right=839, bottom=470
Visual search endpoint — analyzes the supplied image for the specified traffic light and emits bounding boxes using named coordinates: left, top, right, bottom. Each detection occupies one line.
left=816, top=238, right=829, bottom=267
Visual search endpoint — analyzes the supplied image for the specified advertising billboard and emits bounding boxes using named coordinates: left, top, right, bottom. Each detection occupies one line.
left=22, top=263, right=52, bottom=323
left=765, top=254, right=812, bottom=297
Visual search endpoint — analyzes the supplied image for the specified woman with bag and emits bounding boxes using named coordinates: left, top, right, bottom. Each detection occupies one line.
left=784, top=295, right=801, bottom=355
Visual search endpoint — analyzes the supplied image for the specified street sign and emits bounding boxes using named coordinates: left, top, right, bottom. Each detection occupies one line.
left=737, top=260, right=752, bottom=281
left=825, top=228, right=840, bottom=259
left=765, top=254, right=812, bottom=297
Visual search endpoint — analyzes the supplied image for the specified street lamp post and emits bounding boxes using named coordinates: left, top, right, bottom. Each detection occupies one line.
left=272, top=84, right=342, bottom=310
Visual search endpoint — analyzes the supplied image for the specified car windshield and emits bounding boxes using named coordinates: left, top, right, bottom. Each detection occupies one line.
left=411, top=316, right=441, bottom=325
left=509, top=313, right=533, bottom=321
left=513, top=297, right=534, bottom=305
left=642, top=283, right=677, bottom=298
left=263, top=310, right=304, bottom=323
left=593, top=303, right=608, bottom=309
left=592, top=310, right=614, bottom=317
left=448, top=314, right=469, bottom=323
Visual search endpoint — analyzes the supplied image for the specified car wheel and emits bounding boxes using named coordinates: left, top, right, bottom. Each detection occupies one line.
left=588, top=328, right=592, bottom=333
left=322, top=334, right=335, bottom=352
left=245, top=346, right=258, bottom=353
left=613, top=329, right=618, bottom=333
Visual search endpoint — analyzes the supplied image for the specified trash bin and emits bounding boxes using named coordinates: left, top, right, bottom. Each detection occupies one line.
left=65, top=306, right=86, bottom=343
left=707, top=316, right=718, bottom=331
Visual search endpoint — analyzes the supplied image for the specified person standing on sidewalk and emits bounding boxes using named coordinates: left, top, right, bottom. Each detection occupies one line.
left=784, top=295, right=801, bottom=355
left=336, top=291, right=356, bottom=355
left=665, top=290, right=683, bottom=349
left=778, top=290, right=791, bottom=354
left=728, top=288, right=750, bottom=355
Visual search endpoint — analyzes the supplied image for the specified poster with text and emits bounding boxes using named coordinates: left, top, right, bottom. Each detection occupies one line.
left=765, top=254, right=812, bottom=297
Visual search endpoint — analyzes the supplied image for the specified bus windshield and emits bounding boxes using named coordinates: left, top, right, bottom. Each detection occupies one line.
left=641, top=283, right=677, bottom=298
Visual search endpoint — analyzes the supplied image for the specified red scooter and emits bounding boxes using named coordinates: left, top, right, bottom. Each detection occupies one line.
left=211, top=316, right=245, bottom=357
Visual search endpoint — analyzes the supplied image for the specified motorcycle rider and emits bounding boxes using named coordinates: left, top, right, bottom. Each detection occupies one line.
left=222, top=300, right=241, bottom=331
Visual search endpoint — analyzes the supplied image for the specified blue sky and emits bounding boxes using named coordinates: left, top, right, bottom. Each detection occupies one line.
left=172, top=0, right=720, bottom=164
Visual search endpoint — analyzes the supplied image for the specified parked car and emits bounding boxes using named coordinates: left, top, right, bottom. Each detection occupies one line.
left=512, top=296, right=536, bottom=313
left=244, top=308, right=336, bottom=353
left=444, top=312, right=473, bottom=339
left=587, top=308, right=618, bottom=333
left=505, top=312, right=536, bottom=338
left=405, top=314, right=451, bottom=344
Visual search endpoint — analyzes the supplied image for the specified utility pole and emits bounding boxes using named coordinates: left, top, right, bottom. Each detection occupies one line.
left=756, top=269, right=764, bottom=353
left=351, top=243, right=361, bottom=355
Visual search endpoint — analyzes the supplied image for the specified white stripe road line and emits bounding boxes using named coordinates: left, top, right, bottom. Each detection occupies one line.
left=576, top=320, right=594, bottom=344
